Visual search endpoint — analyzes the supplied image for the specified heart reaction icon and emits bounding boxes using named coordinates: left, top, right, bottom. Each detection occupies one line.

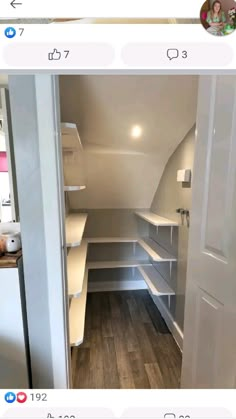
left=17, top=392, right=27, bottom=403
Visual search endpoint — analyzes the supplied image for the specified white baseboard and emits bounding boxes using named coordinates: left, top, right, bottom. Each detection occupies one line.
left=88, top=279, right=148, bottom=293
left=150, top=293, right=184, bottom=352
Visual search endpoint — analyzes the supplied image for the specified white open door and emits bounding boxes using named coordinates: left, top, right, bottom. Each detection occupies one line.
left=181, top=76, right=236, bottom=389
left=0, top=88, right=19, bottom=221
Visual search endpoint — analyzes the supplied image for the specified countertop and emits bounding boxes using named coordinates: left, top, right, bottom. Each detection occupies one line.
left=0, top=250, right=22, bottom=268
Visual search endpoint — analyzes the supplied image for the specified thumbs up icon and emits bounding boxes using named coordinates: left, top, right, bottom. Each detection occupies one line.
left=5, top=27, right=16, bottom=39
left=4, top=392, right=16, bottom=403
left=48, top=48, right=62, bottom=61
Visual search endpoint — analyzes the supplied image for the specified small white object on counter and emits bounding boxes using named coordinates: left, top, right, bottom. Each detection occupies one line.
left=0, top=232, right=21, bottom=252
left=0, top=222, right=21, bottom=253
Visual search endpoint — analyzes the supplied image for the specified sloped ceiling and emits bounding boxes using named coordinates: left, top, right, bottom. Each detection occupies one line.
left=60, top=75, right=198, bottom=209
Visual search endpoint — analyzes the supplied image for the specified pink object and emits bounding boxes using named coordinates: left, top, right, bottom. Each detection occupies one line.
left=201, top=11, right=208, bottom=20
left=0, top=152, right=8, bottom=172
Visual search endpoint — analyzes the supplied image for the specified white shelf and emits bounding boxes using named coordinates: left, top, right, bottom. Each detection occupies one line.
left=88, top=280, right=148, bottom=293
left=86, top=237, right=138, bottom=244
left=65, top=213, right=88, bottom=247
left=135, top=211, right=178, bottom=227
left=87, top=260, right=150, bottom=270
left=138, top=238, right=177, bottom=262
left=67, top=240, right=88, bottom=297
left=64, top=185, right=86, bottom=192
left=138, top=265, right=175, bottom=296
left=61, top=122, right=82, bottom=150
left=69, top=269, right=88, bottom=346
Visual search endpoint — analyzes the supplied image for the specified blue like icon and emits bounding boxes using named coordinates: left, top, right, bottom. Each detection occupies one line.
left=5, top=27, right=16, bottom=39
left=5, top=392, right=16, bottom=403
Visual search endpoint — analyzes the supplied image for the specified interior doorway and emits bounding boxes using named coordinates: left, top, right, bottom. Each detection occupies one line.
left=6, top=74, right=236, bottom=390
left=59, top=75, right=197, bottom=389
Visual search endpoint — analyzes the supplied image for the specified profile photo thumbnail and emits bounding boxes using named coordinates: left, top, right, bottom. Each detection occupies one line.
left=200, top=0, right=236, bottom=36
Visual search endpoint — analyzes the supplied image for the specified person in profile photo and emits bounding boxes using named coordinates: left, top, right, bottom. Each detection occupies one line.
left=206, top=1, right=226, bottom=35
left=200, top=0, right=236, bottom=36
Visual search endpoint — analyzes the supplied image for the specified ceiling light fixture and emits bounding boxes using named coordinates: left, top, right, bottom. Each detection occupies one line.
left=131, top=125, right=142, bottom=139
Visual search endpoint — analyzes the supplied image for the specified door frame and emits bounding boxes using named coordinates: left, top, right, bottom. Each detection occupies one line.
left=9, top=75, right=71, bottom=388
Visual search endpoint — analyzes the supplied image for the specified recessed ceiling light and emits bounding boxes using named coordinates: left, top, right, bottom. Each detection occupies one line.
left=131, top=125, right=142, bottom=139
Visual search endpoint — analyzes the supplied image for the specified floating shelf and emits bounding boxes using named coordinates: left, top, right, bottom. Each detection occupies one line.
left=66, top=213, right=88, bottom=247
left=69, top=269, right=88, bottom=346
left=138, top=265, right=175, bottom=296
left=135, top=211, right=178, bottom=227
left=138, top=238, right=176, bottom=262
left=67, top=240, right=88, bottom=297
left=87, top=260, right=150, bottom=270
left=88, top=279, right=148, bottom=293
left=86, top=237, right=138, bottom=244
left=61, top=122, right=82, bottom=150
left=64, top=185, right=86, bottom=192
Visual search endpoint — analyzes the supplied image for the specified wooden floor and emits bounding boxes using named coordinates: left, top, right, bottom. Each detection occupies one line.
left=72, top=290, right=182, bottom=389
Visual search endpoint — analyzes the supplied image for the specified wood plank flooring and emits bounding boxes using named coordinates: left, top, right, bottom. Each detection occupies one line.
left=72, top=290, right=182, bottom=389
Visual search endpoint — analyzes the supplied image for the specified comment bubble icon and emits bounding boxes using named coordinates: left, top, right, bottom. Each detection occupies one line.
left=167, top=48, right=179, bottom=60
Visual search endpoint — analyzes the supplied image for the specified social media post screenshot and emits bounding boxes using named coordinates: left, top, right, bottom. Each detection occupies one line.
left=1, top=0, right=236, bottom=70
left=0, top=0, right=236, bottom=418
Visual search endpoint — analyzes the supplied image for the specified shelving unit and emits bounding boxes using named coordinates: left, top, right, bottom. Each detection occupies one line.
left=61, top=121, right=89, bottom=351
left=135, top=210, right=178, bottom=245
left=65, top=208, right=177, bottom=351
left=65, top=213, right=88, bottom=247
left=59, top=123, right=179, bottom=387
left=138, top=238, right=176, bottom=262
left=69, top=269, right=88, bottom=346
left=135, top=210, right=178, bottom=227
left=67, top=240, right=88, bottom=297
left=60, top=116, right=179, bottom=357
left=138, top=265, right=175, bottom=296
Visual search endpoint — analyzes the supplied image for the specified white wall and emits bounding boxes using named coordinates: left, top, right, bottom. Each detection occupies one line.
left=0, top=75, right=8, bottom=85
left=68, top=151, right=164, bottom=209
left=0, top=173, right=10, bottom=199
left=0, top=132, right=6, bottom=151
left=60, top=75, right=198, bottom=210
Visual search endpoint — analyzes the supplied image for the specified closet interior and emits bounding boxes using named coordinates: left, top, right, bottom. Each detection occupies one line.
left=59, top=75, right=198, bottom=388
